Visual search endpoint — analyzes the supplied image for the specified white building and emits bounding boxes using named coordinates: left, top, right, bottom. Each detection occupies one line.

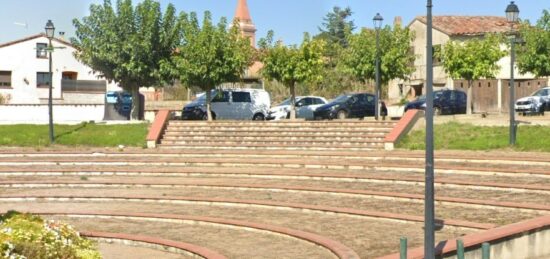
left=0, top=33, right=120, bottom=123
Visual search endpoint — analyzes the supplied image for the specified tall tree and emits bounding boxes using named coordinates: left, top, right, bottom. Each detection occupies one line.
left=439, top=34, right=506, bottom=114
left=72, top=0, right=179, bottom=120
left=340, top=25, right=415, bottom=97
left=517, top=9, right=550, bottom=77
left=315, top=7, right=356, bottom=99
left=259, top=32, right=325, bottom=119
left=317, top=6, right=355, bottom=48
left=169, top=11, right=253, bottom=121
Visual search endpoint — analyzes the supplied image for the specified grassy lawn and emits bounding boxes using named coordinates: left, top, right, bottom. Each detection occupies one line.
left=397, top=121, right=550, bottom=152
left=0, top=122, right=149, bottom=147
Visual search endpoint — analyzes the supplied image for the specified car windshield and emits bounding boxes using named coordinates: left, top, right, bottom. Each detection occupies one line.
left=277, top=97, right=305, bottom=106
left=531, top=89, right=546, bottom=97
left=331, top=94, right=352, bottom=103
left=416, top=91, right=444, bottom=102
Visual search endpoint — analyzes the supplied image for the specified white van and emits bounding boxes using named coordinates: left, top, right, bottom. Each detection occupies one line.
left=182, top=89, right=271, bottom=120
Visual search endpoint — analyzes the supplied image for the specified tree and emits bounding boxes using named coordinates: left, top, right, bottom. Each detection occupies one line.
left=439, top=34, right=506, bottom=114
left=72, top=0, right=179, bottom=120
left=340, top=25, right=415, bottom=97
left=168, top=11, right=253, bottom=121
left=314, top=7, right=357, bottom=99
left=517, top=9, right=550, bottom=77
left=316, top=6, right=355, bottom=48
left=258, top=32, right=325, bottom=119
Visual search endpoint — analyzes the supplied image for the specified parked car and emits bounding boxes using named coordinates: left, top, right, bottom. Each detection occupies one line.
left=404, top=89, right=467, bottom=115
left=182, top=88, right=270, bottom=120
left=267, top=96, right=328, bottom=120
left=515, top=87, right=550, bottom=115
left=313, top=93, right=375, bottom=120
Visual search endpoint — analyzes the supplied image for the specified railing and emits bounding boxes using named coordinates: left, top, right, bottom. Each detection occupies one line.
left=61, top=79, right=106, bottom=93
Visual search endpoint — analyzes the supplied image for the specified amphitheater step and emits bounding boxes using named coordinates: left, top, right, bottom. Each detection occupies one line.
left=158, top=120, right=394, bottom=150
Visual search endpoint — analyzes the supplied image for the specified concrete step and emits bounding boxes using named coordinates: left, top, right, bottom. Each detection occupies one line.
left=162, top=135, right=385, bottom=142
left=160, top=139, right=383, bottom=146
left=164, top=128, right=393, bottom=134
left=163, top=131, right=387, bottom=138
left=158, top=143, right=382, bottom=151
left=168, top=120, right=397, bottom=127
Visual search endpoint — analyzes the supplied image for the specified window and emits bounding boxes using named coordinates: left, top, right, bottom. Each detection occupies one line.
left=36, top=72, right=51, bottom=87
left=36, top=43, right=48, bottom=58
left=212, top=91, right=229, bottom=103
left=365, top=95, right=375, bottom=104
left=232, top=92, right=251, bottom=103
left=0, top=71, right=12, bottom=88
left=313, top=98, right=325, bottom=105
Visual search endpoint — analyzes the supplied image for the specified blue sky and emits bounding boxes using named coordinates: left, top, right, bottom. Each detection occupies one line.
left=0, top=0, right=546, bottom=45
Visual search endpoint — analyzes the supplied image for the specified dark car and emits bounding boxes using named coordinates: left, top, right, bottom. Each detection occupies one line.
left=313, top=93, right=375, bottom=120
left=404, top=89, right=467, bottom=115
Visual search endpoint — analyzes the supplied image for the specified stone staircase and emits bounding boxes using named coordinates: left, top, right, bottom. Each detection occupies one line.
left=158, top=120, right=397, bottom=151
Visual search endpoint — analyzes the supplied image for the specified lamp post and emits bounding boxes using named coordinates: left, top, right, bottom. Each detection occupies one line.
left=45, top=20, right=55, bottom=143
left=506, top=1, right=519, bottom=146
left=373, top=13, right=383, bottom=120
left=424, top=0, right=435, bottom=258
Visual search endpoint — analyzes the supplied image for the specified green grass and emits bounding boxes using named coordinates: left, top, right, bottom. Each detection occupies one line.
left=0, top=122, right=149, bottom=147
left=397, top=121, right=550, bottom=152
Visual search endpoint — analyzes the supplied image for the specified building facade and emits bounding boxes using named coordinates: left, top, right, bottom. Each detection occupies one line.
left=389, top=16, right=549, bottom=113
left=0, top=34, right=121, bottom=123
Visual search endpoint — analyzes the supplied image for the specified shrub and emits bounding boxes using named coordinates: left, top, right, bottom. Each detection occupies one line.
left=0, top=211, right=101, bottom=259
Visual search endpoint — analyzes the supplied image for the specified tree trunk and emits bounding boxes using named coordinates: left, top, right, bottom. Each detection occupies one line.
left=130, top=86, right=140, bottom=120
left=289, top=82, right=296, bottom=120
left=466, top=80, right=473, bottom=115
left=205, top=88, right=213, bottom=121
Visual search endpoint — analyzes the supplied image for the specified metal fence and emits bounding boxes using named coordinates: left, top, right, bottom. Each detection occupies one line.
left=61, top=79, right=106, bottom=93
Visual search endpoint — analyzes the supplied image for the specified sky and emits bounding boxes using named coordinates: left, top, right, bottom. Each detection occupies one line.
left=0, top=0, right=547, bottom=45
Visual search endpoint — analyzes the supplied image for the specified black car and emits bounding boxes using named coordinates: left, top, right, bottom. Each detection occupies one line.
left=404, top=89, right=467, bottom=115
left=313, top=93, right=375, bottom=120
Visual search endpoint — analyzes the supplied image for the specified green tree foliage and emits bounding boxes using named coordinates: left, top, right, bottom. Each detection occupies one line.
left=167, top=11, right=253, bottom=121
left=517, top=9, right=550, bottom=77
left=439, top=34, right=506, bottom=114
left=340, top=25, right=415, bottom=98
left=259, top=32, right=325, bottom=119
left=314, top=6, right=357, bottom=99
left=316, top=6, right=355, bottom=48
left=72, top=0, right=180, bottom=120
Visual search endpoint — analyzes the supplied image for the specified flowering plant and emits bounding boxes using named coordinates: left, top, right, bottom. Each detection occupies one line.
left=0, top=211, right=101, bottom=259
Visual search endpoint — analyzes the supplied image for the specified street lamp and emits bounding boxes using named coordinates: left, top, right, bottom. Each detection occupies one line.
left=373, top=13, right=383, bottom=120
left=506, top=1, right=519, bottom=145
left=424, top=0, right=435, bottom=258
left=45, top=20, right=55, bottom=143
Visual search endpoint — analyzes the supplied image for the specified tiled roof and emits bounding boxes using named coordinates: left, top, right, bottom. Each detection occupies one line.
left=416, top=16, right=513, bottom=36
left=0, top=33, right=76, bottom=49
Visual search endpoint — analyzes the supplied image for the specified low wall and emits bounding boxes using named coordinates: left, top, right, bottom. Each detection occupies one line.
left=379, top=215, right=550, bottom=259
left=0, top=104, right=104, bottom=124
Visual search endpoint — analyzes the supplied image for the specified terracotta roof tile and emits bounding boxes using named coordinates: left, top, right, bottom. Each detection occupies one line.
left=417, top=16, right=513, bottom=36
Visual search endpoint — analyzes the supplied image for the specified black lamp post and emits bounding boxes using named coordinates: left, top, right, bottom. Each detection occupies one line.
left=506, top=1, right=519, bottom=146
left=424, top=0, right=435, bottom=258
left=373, top=13, right=383, bottom=120
left=45, top=20, right=55, bottom=143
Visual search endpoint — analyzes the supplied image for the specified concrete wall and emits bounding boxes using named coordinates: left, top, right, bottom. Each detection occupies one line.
left=443, top=226, right=550, bottom=259
left=0, top=35, right=119, bottom=104
left=0, top=104, right=104, bottom=124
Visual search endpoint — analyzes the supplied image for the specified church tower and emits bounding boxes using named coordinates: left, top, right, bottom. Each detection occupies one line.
left=234, top=0, right=257, bottom=47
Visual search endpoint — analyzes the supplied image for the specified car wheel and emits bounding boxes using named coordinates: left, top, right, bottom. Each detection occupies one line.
left=337, top=110, right=347, bottom=120
left=540, top=106, right=545, bottom=116
left=434, top=107, right=442, bottom=116
left=201, top=113, right=208, bottom=120
left=253, top=113, right=265, bottom=121
left=286, top=112, right=290, bottom=119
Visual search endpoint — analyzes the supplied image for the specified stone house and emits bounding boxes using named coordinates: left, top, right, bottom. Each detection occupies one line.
left=389, top=16, right=549, bottom=113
